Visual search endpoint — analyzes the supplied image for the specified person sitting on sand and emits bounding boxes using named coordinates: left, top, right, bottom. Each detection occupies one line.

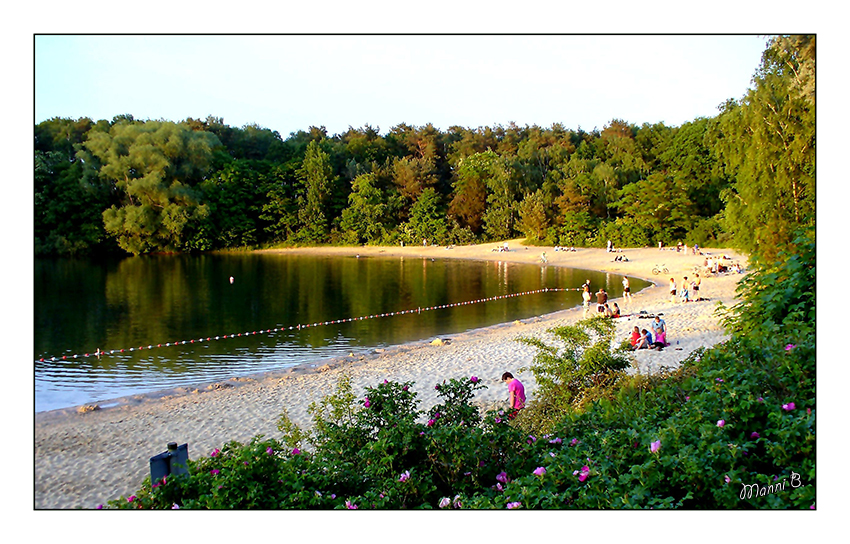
left=604, top=303, right=614, bottom=318
left=630, top=326, right=641, bottom=348
left=634, top=328, right=652, bottom=350
left=502, top=372, right=526, bottom=412
left=612, top=302, right=621, bottom=318
left=651, top=315, right=667, bottom=345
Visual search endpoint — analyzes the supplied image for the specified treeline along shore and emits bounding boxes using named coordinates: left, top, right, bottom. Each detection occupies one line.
left=35, top=37, right=813, bottom=263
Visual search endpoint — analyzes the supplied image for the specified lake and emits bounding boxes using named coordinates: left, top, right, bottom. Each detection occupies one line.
left=34, top=253, right=648, bottom=412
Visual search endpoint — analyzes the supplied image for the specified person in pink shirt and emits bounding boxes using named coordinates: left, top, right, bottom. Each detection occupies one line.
left=502, top=372, right=526, bottom=410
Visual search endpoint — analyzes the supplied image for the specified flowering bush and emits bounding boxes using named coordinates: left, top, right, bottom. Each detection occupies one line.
left=106, top=229, right=814, bottom=509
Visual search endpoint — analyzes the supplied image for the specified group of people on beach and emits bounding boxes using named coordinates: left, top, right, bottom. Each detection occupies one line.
left=668, top=274, right=703, bottom=303
left=630, top=315, right=668, bottom=351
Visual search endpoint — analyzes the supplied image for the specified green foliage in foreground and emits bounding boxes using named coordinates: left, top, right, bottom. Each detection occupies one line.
left=105, top=229, right=814, bottom=509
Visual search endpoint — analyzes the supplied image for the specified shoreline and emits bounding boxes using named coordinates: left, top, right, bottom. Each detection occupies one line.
left=34, top=240, right=748, bottom=509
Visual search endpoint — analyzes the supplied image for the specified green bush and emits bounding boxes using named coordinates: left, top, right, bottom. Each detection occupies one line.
left=105, top=228, right=814, bottom=509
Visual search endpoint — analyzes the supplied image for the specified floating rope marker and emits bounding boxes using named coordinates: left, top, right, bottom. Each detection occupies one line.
left=38, top=287, right=579, bottom=363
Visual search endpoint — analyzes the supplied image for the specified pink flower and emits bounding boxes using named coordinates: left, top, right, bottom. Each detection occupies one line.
left=402, top=385, right=409, bottom=391
left=363, top=398, right=371, bottom=408
left=399, top=470, right=410, bottom=482
left=717, top=419, right=726, bottom=427
left=266, top=447, right=274, bottom=455
left=439, top=497, right=451, bottom=509
left=506, top=501, right=522, bottom=509
left=427, top=419, right=435, bottom=427
left=549, top=437, right=562, bottom=444
left=685, top=396, right=690, bottom=401
left=782, top=402, right=796, bottom=411
left=716, top=378, right=724, bottom=383
left=785, top=344, right=796, bottom=351
left=494, top=417, right=502, bottom=424
left=345, top=500, right=358, bottom=510
left=570, top=438, right=579, bottom=446
left=650, top=440, right=661, bottom=453
left=750, top=431, right=760, bottom=439
left=210, top=469, right=220, bottom=476
left=527, top=435, right=536, bottom=444
left=578, top=465, right=590, bottom=482
left=757, top=397, right=764, bottom=402
left=496, top=471, right=508, bottom=484
left=127, top=495, right=137, bottom=502
left=724, top=475, right=731, bottom=484
left=292, top=448, right=301, bottom=455
left=210, top=448, right=220, bottom=457
left=470, top=376, right=479, bottom=383
left=533, top=467, right=547, bottom=476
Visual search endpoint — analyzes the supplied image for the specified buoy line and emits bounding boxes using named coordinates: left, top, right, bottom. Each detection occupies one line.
left=36, top=287, right=582, bottom=363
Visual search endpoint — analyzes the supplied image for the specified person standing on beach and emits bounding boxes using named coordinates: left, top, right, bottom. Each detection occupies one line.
left=596, top=288, right=608, bottom=314
left=669, top=278, right=677, bottom=303
left=622, top=277, right=631, bottom=302
left=680, top=276, right=690, bottom=303
left=693, top=273, right=702, bottom=301
left=651, top=315, right=667, bottom=345
left=582, top=285, right=592, bottom=316
left=502, top=372, right=526, bottom=414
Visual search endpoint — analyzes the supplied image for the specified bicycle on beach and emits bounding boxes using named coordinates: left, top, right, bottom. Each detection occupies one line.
left=652, top=264, right=669, bottom=275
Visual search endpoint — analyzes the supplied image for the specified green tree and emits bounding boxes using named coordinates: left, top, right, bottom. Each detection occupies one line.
left=712, top=35, right=815, bottom=258
left=340, top=173, right=391, bottom=244
left=294, top=140, right=339, bottom=243
left=85, top=120, right=221, bottom=254
left=517, top=189, right=550, bottom=243
left=403, top=188, right=449, bottom=245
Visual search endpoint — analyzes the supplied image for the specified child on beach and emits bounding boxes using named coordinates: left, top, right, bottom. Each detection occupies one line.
left=502, top=372, right=526, bottom=414
left=669, top=278, right=677, bottom=303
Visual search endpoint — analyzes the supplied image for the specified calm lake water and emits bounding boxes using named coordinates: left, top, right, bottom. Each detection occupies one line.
left=34, top=253, right=648, bottom=412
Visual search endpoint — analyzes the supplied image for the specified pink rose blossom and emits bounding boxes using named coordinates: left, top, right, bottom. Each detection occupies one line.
left=496, top=471, right=508, bottom=484
left=533, top=467, right=547, bottom=476
left=782, top=402, right=796, bottom=411
left=506, top=501, right=521, bottom=509
left=650, top=440, right=661, bottom=453
left=717, top=419, right=726, bottom=427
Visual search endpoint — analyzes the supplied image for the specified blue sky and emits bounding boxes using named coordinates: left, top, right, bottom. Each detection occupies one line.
left=35, top=34, right=769, bottom=136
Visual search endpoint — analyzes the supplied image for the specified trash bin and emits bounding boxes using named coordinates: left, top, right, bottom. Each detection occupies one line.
left=150, top=442, right=189, bottom=484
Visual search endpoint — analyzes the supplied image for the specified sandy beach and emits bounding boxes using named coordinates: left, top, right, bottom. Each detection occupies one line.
left=34, top=240, right=748, bottom=509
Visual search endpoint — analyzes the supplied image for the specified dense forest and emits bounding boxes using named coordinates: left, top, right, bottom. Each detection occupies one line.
left=35, top=36, right=814, bottom=261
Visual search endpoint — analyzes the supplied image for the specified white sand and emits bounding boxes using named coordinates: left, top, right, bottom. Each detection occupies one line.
left=34, top=241, right=747, bottom=509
